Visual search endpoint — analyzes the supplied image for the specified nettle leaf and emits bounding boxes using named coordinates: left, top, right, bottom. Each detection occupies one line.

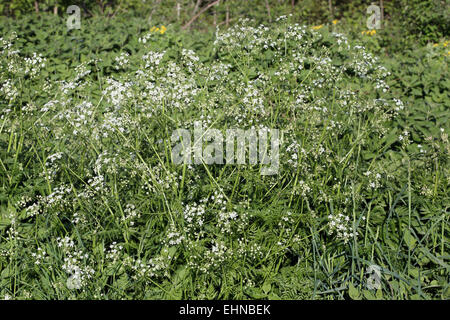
left=244, top=287, right=267, bottom=299
left=403, top=228, right=417, bottom=250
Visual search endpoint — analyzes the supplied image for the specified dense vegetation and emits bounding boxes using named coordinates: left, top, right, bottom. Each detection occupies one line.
left=0, top=0, right=448, bottom=299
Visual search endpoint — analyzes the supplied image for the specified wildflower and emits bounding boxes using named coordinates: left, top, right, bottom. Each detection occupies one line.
left=31, top=248, right=47, bottom=265
left=327, top=213, right=359, bottom=244
left=312, top=25, right=323, bottom=30
left=121, top=204, right=140, bottom=226
left=362, top=30, right=376, bottom=36
left=114, top=52, right=129, bottom=70
left=332, top=19, right=339, bottom=25
left=149, top=25, right=166, bottom=34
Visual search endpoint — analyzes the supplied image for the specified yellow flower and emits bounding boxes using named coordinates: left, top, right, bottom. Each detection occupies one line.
left=332, top=19, right=338, bottom=25
left=444, top=41, right=448, bottom=47
left=433, top=43, right=439, bottom=47
left=370, top=29, right=376, bottom=36
left=150, top=25, right=167, bottom=34
left=312, top=25, right=323, bottom=30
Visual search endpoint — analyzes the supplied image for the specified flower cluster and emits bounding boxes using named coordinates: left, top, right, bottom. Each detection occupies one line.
left=150, top=25, right=167, bottom=34
left=361, top=29, right=377, bottom=36
left=57, top=237, right=95, bottom=290
left=121, top=204, right=141, bottom=226
left=327, top=213, right=364, bottom=244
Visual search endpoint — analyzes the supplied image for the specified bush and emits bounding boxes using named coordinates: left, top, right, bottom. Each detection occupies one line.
left=1, top=16, right=448, bottom=299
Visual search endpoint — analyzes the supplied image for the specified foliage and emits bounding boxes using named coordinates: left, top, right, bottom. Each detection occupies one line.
left=0, top=14, right=448, bottom=300
left=1, top=1, right=448, bottom=52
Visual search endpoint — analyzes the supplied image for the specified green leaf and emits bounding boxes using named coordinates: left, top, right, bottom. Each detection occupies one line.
left=245, top=287, right=267, bottom=299
left=362, top=289, right=376, bottom=300
left=376, top=289, right=383, bottom=300
left=262, top=281, right=271, bottom=294
left=403, top=228, right=417, bottom=250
